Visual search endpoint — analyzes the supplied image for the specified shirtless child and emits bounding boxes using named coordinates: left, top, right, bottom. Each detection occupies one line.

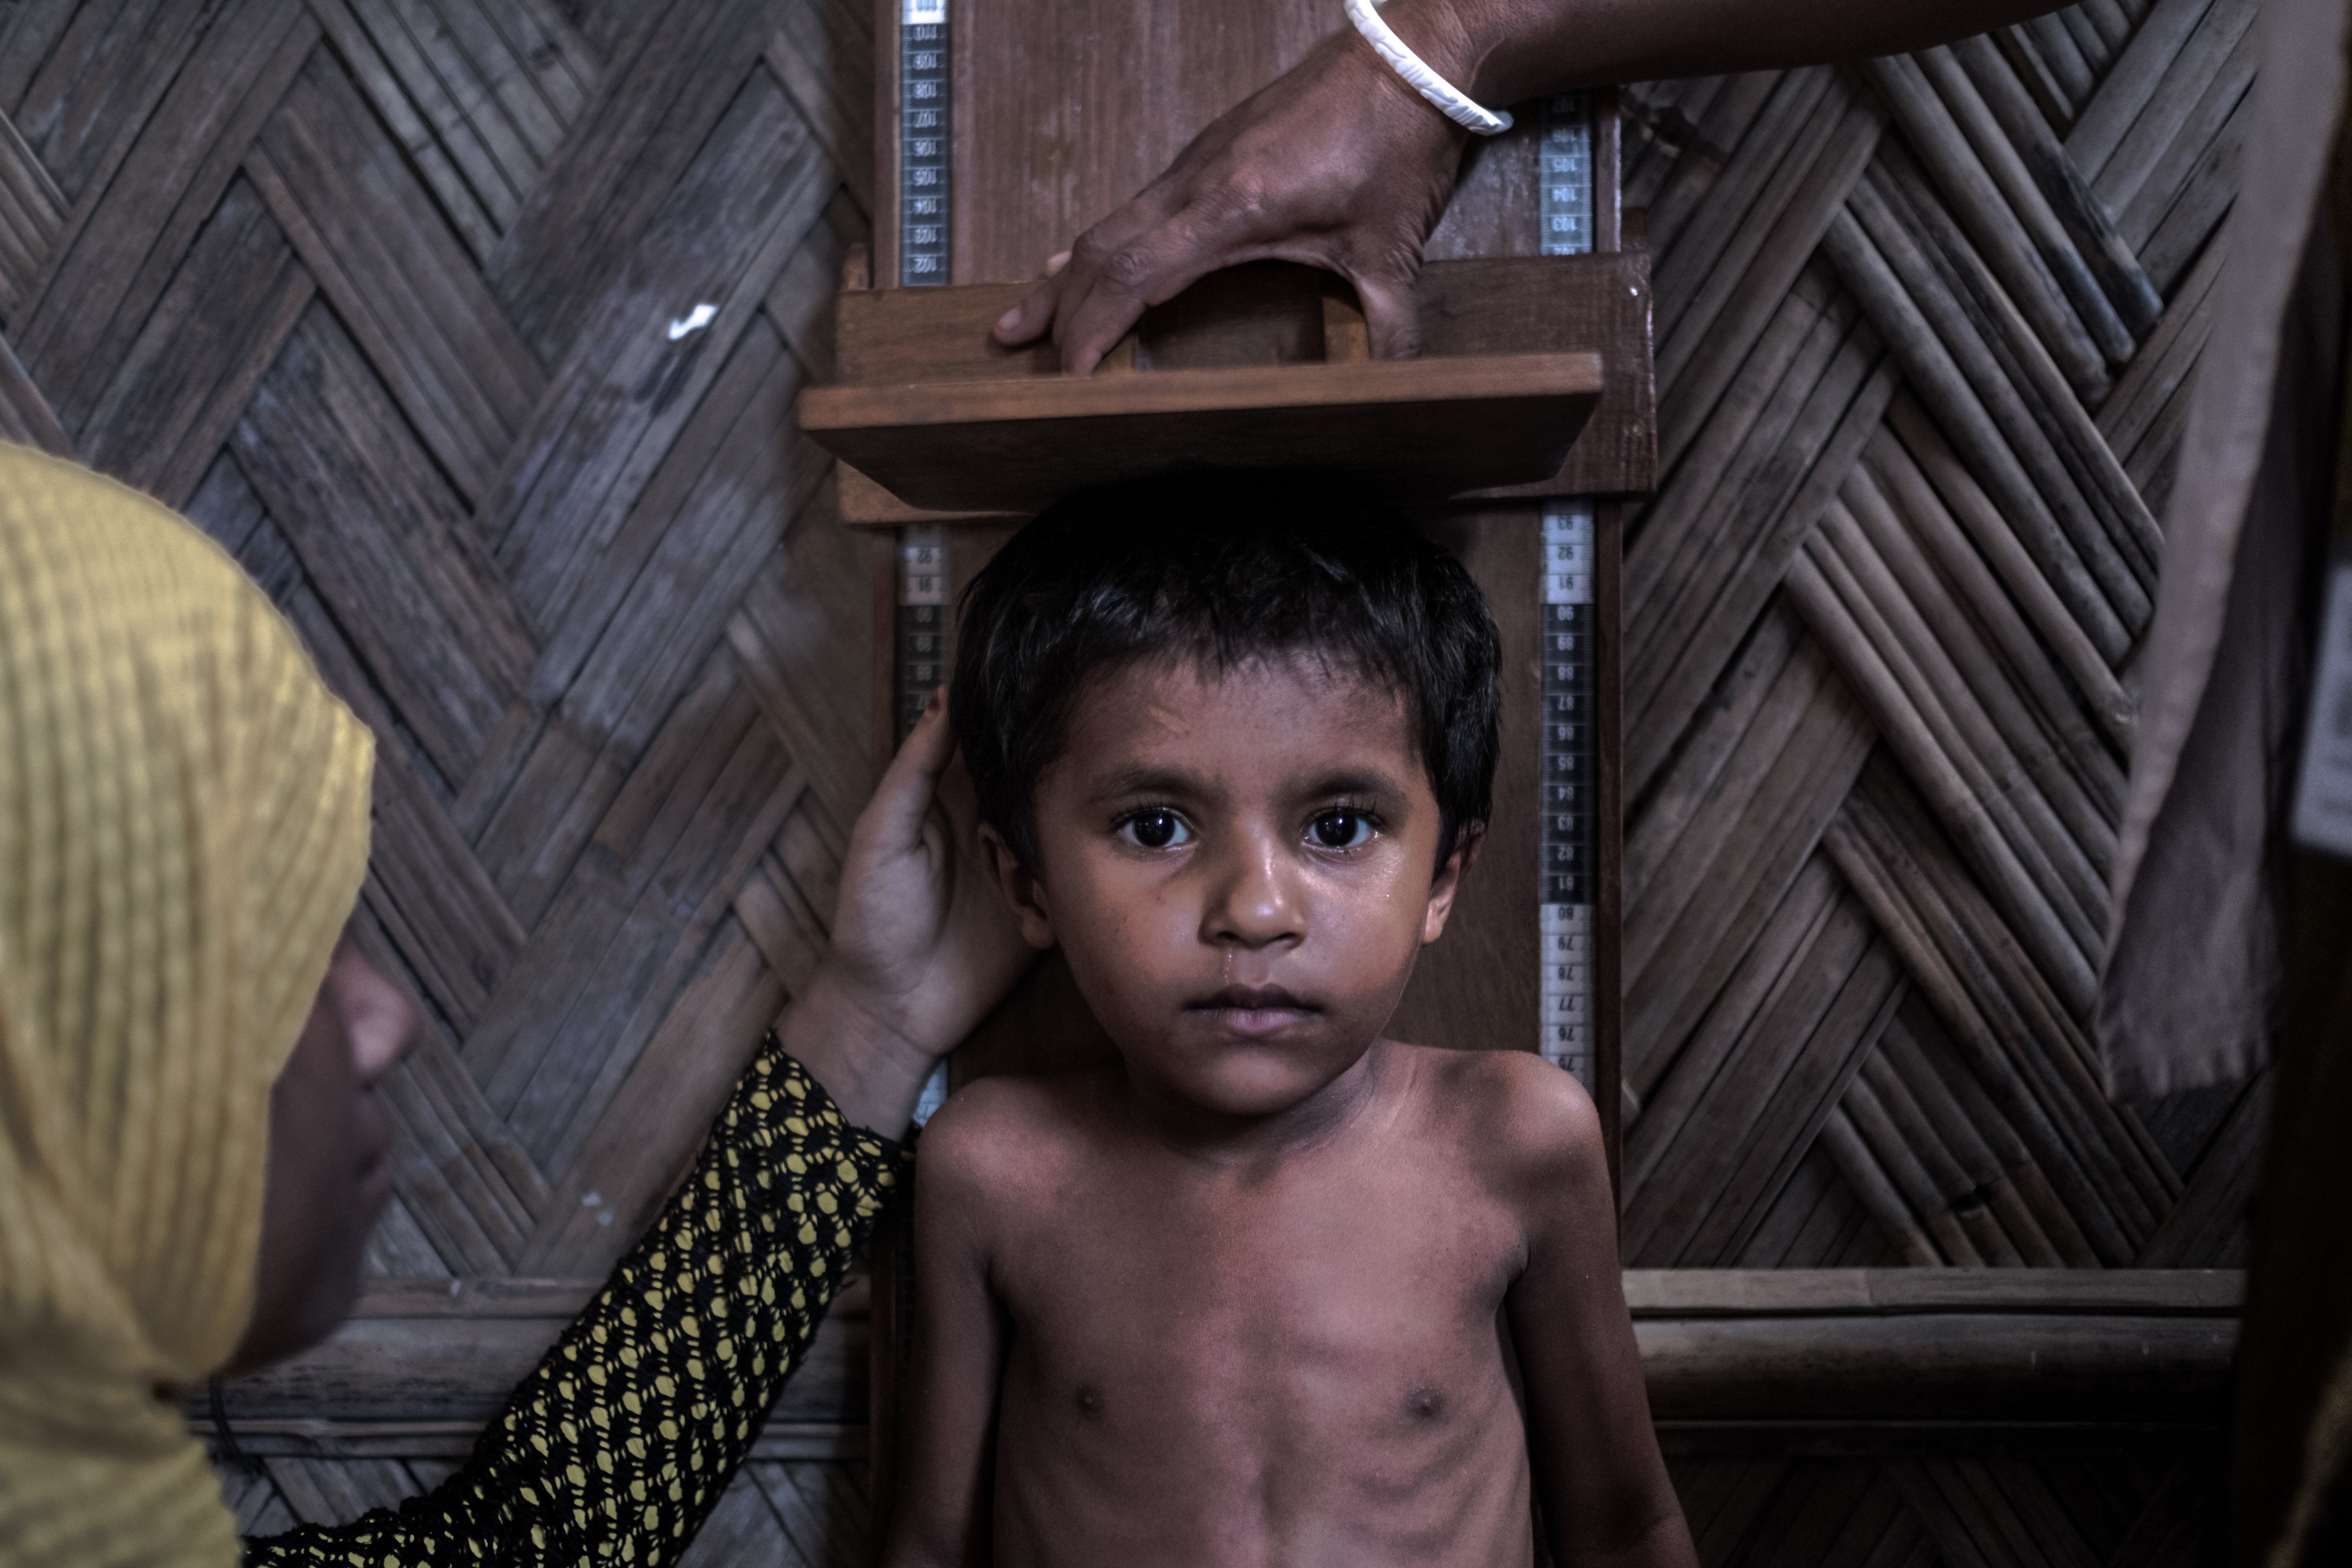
left=885, top=478, right=1695, bottom=1568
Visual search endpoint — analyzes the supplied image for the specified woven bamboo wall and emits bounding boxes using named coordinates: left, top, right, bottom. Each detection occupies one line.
left=1616, top=0, right=2263, bottom=1278
left=0, top=0, right=885, bottom=1554
left=0, top=0, right=2252, bottom=1560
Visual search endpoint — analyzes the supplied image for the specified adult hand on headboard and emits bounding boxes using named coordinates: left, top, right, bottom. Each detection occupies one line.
left=989, top=0, right=2072, bottom=377
left=783, top=688, right=1037, bottom=1134
left=990, top=18, right=1469, bottom=375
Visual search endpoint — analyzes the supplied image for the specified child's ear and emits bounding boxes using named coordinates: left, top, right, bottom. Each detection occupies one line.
left=1419, top=821, right=1484, bottom=945
left=980, top=823, right=1060, bottom=951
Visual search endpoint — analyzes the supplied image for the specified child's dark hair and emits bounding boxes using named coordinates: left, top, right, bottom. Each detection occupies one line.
left=950, top=474, right=1500, bottom=873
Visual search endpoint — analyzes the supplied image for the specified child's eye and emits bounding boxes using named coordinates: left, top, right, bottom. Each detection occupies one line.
left=1308, top=811, right=1375, bottom=850
left=1119, top=809, right=1192, bottom=850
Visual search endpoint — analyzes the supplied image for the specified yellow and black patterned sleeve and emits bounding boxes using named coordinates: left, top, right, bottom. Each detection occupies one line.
left=243, top=1036, right=907, bottom=1566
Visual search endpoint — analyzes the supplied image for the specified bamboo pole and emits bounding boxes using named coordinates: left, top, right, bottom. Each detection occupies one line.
left=1821, top=796, right=2134, bottom=1262
left=1652, top=68, right=1840, bottom=348
left=1817, top=494, right=2114, bottom=917
left=1846, top=168, right=2154, bottom=619
left=1879, top=1007, right=2075, bottom=1265
left=1625, top=859, right=1842, bottom=1192
left=2064, top=0, right=2219, bottom=182
left=1785, top=546, right=2101, bottom=1005
left=1842, top=459, right=2123, bottom=854
left=2098, top=0, right=2256, bottom=227
left=1915, top=44, right=2137, bottom=362
left=1949, top=33, right=2162, bottom=336
left=1842, top=1073, right=1988, bottom=1265
left=1659, top=96, right=1886, bottom=465
left=1855, top=52, right=2109, bottom=397
left=2096, top=230, right=2222, bottom=466
left=1996, top=26, right=2076, bottom=133
left=1880, top=398, right=2132, bottom=740
left=1816, top=1105, right=1945, bottom=1265
left=1818, top=208, right=2131, bottom=663
left=1629, top=279, right=1838, bottom=631
left=1856, top=770, right=2175, bottom=1233
left=1631, top=327, right=1896, bottom=800
left=1869, top=147, right=2165, bottom=585
left=1643, top=72, right=1790, bottom=261
left=1626, top=606, right=1802, bottom=903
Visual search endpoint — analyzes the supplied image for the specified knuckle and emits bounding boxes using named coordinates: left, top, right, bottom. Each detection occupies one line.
left=1100, top=244, right=1159, bottom=293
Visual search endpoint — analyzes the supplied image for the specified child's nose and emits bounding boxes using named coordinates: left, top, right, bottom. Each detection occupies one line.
left=1200, top=831, right=1304, bottom=949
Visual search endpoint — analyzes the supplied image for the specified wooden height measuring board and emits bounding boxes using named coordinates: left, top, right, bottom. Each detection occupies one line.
left=848, top=0, right=1644, bottom=1104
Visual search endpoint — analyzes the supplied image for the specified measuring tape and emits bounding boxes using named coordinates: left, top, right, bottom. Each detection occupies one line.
left=899, top=0, right=951, bottom=285
left=897, top=0, right=955, bottom=1122
left=1535, top=92, right=1598, bottom=1092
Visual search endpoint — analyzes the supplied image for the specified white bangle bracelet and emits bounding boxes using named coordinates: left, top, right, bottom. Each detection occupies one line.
left=1343, top=0, right=1513, bottom=136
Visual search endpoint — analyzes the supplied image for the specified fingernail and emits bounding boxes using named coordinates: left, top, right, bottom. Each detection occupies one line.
left=996, top=307, right=1021, bottom=333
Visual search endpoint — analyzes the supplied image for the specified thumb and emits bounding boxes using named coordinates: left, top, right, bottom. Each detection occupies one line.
left=1355, top=273, right=1423, bottom=361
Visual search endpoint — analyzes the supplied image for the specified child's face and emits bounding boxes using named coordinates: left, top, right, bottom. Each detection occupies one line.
left=989, top=652, right=1467, bottom=1122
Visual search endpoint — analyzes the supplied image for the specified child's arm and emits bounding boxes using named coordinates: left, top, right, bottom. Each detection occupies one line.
left=882, top=1095, right=1014, bottom=1568
left=1499, top=1062, right=1699, bottom=1568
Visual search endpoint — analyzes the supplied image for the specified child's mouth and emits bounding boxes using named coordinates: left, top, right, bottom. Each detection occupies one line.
left=1188, top=984, right=1319, bottom=1036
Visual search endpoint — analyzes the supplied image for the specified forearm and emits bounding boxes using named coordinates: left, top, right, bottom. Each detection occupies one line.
left=245, top=1039, right=905, bottom=1561
left=1384, top=0, right=2070, bottom=105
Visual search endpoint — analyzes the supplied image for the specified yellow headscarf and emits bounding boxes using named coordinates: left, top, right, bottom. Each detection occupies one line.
left=0, top=445, right=374, bottom=1564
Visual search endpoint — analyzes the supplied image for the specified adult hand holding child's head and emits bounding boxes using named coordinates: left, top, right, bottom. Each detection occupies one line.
left=783, top=688, right=1039, bottom=1136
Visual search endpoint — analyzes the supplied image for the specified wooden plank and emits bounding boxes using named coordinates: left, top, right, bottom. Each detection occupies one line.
left=935, top=0, right=1328, bottom=285
left=821, top=251, right=1654, bottom=516
left=211, top=1261, right=865, bottom=1425
left=805, top=350, right=1601, bottom=515
left=1635, top=1313, right=2235, bottom=1423
left=1386, top=508, right=1541, bottom=1063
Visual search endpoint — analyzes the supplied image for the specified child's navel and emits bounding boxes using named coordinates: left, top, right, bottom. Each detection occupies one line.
left=1074, top=1383, right=1105, bottom=1418
left=1406, top=1387, right=1445, bottom=1422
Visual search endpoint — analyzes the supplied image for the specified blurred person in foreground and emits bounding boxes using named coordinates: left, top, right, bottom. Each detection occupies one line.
left=0, top=441, right=1031, bottom=1564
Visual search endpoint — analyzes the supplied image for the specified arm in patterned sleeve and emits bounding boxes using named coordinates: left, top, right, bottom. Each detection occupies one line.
left=243, top=1034, right=907, bottom=1566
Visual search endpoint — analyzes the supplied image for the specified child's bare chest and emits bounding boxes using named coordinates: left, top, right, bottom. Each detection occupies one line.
left=992, top=1150, right=1527, bottom=1440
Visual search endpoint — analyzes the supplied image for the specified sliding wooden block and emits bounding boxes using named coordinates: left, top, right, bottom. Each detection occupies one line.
left=806, top=350, right=1601, bottom=515
left=804, top=253, right=1653, bottom=522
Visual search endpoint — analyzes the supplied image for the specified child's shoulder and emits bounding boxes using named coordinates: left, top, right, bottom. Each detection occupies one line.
left=913, top=1064, right=1117, bottom=1190
left=1391, top=1043, right=1607, bottom=1193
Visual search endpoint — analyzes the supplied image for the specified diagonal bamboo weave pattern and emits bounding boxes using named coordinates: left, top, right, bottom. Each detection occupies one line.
left=1618, top=0, right=2265, bottom=1282
left=0, top=0, right=882, bottom=1554
left=0, top=0, right=2252, bottom=1558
